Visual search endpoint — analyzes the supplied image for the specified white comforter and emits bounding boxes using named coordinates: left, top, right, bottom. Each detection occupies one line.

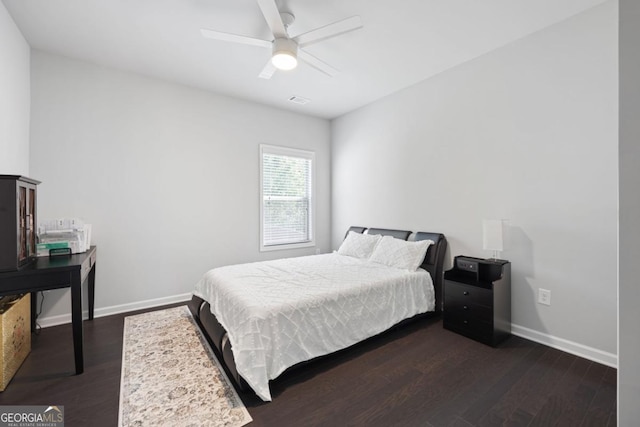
left=193, top=253, right=435, bottom=401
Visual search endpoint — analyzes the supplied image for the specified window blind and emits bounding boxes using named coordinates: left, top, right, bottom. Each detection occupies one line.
left=261, top=147, right=313, bottom=247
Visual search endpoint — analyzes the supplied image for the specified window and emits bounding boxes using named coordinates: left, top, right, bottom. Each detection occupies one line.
left=260, top=144, right=315, bottom=251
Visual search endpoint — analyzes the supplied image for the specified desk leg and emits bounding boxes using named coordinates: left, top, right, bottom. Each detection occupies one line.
left=71, top=270, right=84, bottom=374
left=31, top=291, right=37, bottom=332
left=88, top=263, right=96, bottom=320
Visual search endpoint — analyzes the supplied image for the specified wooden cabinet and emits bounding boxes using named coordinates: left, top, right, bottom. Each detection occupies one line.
left=0, top=175, right=40, bottom=271
left=443, top=256, right=511, bottom=346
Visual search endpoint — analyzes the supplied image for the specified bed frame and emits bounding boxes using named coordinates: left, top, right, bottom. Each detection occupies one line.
left=187, top=227, right=447, bottom=393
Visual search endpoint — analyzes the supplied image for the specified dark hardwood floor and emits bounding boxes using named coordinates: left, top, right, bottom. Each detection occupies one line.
left=0, top=304, right=616, bottom=427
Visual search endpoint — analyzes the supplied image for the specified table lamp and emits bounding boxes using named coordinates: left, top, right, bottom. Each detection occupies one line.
left=483, top=219, right=504, bottom=260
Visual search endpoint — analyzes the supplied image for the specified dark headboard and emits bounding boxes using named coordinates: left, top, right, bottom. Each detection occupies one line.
left=344, top=226, right=448, bottom=313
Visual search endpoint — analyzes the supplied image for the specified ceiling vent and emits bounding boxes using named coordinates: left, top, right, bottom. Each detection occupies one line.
left=288, top=95, right=310, bottom=105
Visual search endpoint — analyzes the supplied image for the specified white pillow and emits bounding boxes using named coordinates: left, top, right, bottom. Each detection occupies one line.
left=337, top=231, right=382, bottom=259
left=369, top=235, right=434, bottom=271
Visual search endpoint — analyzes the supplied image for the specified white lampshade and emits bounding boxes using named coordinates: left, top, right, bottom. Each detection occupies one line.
left=272, top=38, right=298, bottom=71
left=483, top=219, right=504, bottom=256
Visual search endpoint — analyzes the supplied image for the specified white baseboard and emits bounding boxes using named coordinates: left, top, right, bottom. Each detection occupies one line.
left=511, top=323, right=618, bottom=368
left=36, top=292, right=193, bottom=329
left=37, top=297, right=618, bottom=369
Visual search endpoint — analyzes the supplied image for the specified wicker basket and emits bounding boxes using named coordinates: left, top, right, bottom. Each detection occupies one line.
left=0, top=294, right=30, bottom=391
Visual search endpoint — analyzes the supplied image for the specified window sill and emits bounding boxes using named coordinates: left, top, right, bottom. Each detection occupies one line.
left=260, top=241, right=315, bottom=252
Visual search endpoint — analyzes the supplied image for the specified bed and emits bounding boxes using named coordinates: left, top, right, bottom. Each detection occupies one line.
left=188, top=227, right=447, bottom=401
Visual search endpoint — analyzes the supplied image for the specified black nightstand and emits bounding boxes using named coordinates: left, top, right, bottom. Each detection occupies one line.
left=443, top=256, right=511, bottom=346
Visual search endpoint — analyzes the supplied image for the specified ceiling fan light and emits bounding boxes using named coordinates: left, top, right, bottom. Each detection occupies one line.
left=272, top=38, right=298, bottom=70
left=272, top=52, right=297, bottom=70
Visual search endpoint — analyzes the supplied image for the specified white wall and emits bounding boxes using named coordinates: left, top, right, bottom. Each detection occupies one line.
left=332, top=2, right=617, bottom=362
left=619, top=0, right=640, bottom=422
left=0, top=2, right=30, bottom=175
left=30, top=51, right=331, bottom=322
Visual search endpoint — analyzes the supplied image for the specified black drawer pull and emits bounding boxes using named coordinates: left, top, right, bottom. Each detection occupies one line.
left=463, top=305, right=468, bottom=310
left=463, top=291, right=469, bottom=296
left=463, top=320, right=469, bottom=325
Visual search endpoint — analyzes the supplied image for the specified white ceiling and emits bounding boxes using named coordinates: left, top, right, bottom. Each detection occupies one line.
left=3, top=0, right=606, bottom=119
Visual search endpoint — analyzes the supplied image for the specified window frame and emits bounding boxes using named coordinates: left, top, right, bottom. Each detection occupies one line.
left=259, top=144, right=316, bottom=252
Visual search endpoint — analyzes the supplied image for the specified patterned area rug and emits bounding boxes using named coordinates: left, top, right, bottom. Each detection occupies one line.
left=118, top=306, right=252, bottom=427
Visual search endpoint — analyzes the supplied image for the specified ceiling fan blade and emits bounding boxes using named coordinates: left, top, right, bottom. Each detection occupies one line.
left=201, top=29, right=271, bottom=48
left=259, top=60, right=277, bottom=79
left=294, top=16, right=362, bottom=48
left=256, top=0, right=287, bottom=38
left=298, top=50, right=339, bottom=77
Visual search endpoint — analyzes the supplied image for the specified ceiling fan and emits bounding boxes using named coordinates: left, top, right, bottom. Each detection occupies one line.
left=201, top=0, right=363, bottom=79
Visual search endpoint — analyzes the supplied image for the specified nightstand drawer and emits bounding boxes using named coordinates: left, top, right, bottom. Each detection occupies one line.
left=443, top=317, right=493, bottom=339
left=444, top=281, right=492, bottom=307
left=445, top=303, right=493, bottom=322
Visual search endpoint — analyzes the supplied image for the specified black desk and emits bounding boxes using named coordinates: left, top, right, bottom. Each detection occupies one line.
left=0, top=246, right=96, bottom=374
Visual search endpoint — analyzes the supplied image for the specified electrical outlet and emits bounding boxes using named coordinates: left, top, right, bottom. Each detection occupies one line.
left=538, top=288, right=551, bottom=306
